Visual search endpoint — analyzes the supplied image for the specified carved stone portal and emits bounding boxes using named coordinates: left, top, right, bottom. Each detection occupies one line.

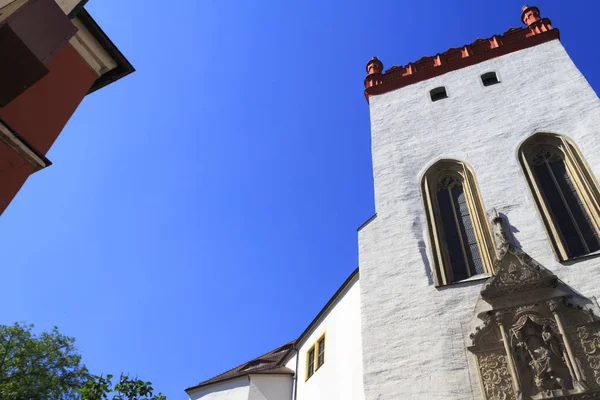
left=468, top=241, right=600, bottom=400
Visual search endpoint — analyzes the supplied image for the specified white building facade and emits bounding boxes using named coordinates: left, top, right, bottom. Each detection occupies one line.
left=187, top=6, right=600, bottom=400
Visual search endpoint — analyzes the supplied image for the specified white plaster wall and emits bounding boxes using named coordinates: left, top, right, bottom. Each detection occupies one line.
left=248, top=375, right=293, bottom=400
left=284, top=353, right=296, bottom=382
left=359, top=39, right=600, bottom=399
left=288, top=276, right=365, bottom=400
left=188, top=377, right=249, bottom=400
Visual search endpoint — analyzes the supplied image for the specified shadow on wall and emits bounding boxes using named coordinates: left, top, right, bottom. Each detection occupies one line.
left=413, top=213, right=435, bottom=286
left=499, top=212, right=522, bottom=249
left=418, top=239, right=434, bottom=286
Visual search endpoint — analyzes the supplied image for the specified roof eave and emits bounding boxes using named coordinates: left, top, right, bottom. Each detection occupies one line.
left=279, top=267, right=359, bottom=366
left=76, top=8, right=135, bottom=94
left=184, top=368, right=295, bottom=394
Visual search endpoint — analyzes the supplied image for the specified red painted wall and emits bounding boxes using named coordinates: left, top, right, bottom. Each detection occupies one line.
left=0, top=44, right=97, bottom=215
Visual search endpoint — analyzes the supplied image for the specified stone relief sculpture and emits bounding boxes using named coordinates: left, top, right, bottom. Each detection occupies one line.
left=478, top=350, right=515, bottom=400
left=576, top=324, right=600, bottom=389
left=467, top=215, right=600, bottom=399
left=512, top=318, right=573, bottom=395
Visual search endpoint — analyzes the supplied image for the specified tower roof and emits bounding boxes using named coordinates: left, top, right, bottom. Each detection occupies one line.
left=364, top=5, right=557, bottom=102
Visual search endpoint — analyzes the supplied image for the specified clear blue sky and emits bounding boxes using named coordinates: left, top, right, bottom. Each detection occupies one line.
left=2, top=1, right=599, bottom=398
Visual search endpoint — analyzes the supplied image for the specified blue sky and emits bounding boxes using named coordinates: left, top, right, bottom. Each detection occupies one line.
left=2, top=0, right=600, bottom=398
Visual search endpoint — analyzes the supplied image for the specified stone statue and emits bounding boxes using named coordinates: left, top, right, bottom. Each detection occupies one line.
left=513, top=320, right=573, bottom=395
left=542, top=324, right=577, bottom=384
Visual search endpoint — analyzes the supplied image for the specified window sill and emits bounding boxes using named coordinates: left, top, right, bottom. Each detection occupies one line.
left=436, top=273, right=492, bottom=289
left=561, top=249, right=600, bottom=265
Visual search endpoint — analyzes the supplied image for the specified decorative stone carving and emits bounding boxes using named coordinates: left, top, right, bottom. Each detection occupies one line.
left=481, top=245, right=557, bottom=299
left=468, top=241, right=600, bottom=399
left=471, top=315, right=502, bottom=347
left=577, top=324, right=600, bottom=388
left=549, top=300, right=562, bottom=313
left=491, top=209, right=510, bottom=253
left=511, top=316, right=574, bottom=395
left=438, top=175, right=461, bottom=191
left=562, top=310, right=595, bottom=330
left=531, top=146, right=564, bottom=166
left=478, top=350, right=516, bottom=400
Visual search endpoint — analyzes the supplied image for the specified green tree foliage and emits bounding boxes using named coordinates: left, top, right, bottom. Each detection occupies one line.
left=78, top=374, right=166, bottom=400
left=0, top=323, right=166, bottom=400
left=0, top=322, right=90, bottom=399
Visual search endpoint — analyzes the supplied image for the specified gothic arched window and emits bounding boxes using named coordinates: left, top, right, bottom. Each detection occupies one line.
left=421, top=160, right=496, bottom=286
left=519, top=133, right=600, bottom=260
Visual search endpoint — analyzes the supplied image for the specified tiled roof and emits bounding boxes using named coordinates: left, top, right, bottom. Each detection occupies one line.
left=185, top=341, right=296, bottom=393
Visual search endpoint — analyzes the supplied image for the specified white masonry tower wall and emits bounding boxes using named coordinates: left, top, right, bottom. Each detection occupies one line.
left=358, top=9, right=600, bottom=400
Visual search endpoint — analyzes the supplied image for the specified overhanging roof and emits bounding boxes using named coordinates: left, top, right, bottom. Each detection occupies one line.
left=76, top=7, right=134, bottom=94
left=185, top=341, right=296, bottom=393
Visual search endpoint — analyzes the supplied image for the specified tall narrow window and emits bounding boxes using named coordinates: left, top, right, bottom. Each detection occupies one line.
left=317, top=335, right=325, bottom=369
left=306, top=346, right=315, bottom=380
left=305, top=334, right=326, bottom=380
left=421, top=160, right=495, bottom=286
left=519, top=133, right=600, bottom=260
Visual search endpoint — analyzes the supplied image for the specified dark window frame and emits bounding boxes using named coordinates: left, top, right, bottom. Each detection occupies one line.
left=306, top=346, right=315, bottom=380
left=317, top=336, right=325, bottom=369
left=531, top=148, right=600, bottom=258
left=481, top=71, right=500, bottom=86
left=430, top=87, right=448, bottom=102
left=436, top=175, right=485, bottom=281
left=421, top=160, right=496, bottom=286
left=519, top=133, right=600, bottom=262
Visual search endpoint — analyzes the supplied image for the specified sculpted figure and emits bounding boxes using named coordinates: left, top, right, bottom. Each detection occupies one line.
left=514, top=321, right=572, bottom=394
left=542, top=324, right=576, bottom=382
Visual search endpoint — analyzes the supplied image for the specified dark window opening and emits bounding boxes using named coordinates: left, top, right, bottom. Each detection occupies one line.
left=241, top=360, right=265, bottom=371
left=307, top=347, right=315, bottom=379
left=437, top=176, right=484, bottom=281
left=532, top=149, right=600, bottom=258
left=430, top=87, right=448, bottom=102
left=481, top=72, right=499, bottom=86
left=317, top=337, right=325, bottom=368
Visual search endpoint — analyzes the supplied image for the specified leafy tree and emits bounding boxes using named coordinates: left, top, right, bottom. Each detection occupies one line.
left=0, top=323, right=166, bottom=400
left=78, top=374, right=166, bottom=400
left=0, top=322, right=90, bottom=399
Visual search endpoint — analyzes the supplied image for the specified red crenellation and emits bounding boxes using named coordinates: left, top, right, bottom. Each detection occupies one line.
left=363, top=5, right=558, bottom=102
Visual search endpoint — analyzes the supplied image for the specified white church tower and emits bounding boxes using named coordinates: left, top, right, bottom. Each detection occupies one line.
left=186, top=5, right=600, bottom=400
left=360, top=4, right=600, bottom=400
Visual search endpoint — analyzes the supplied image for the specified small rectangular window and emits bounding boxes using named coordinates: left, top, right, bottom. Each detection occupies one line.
left=430, top=87, right=447, bottom=102
left=306, top=347, right=315, bottom=379
left=481, top=72, right=499, bottom=86
left=317, top=336, right=325, bottom=368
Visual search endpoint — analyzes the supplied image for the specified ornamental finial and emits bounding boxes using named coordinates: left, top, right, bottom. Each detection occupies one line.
left=521, top=5, right=541, bottom=26
left=366, top=57, right=383, bottom=75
